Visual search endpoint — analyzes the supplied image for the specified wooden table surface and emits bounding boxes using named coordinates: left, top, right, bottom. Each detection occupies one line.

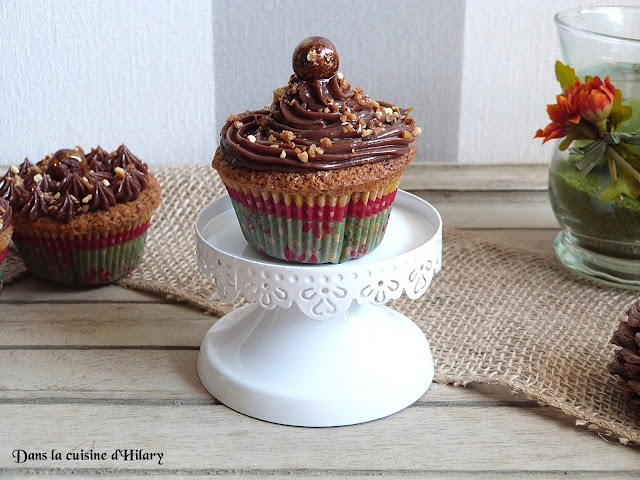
left=2, top=229, right=639, bottom=479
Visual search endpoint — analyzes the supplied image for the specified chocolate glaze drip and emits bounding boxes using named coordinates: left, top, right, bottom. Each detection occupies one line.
left=0, top=197, right=11, bottom=235
left=220, top=56, right=419, bottom=172
left=0, top=144, right=150, bottom=223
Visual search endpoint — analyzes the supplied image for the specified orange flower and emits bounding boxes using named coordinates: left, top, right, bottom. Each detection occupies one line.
left=535, top=75, right=616, bottom=143
left=573, top=75, right=615, bottom=125
left=535, top=93, right=580, bottom=143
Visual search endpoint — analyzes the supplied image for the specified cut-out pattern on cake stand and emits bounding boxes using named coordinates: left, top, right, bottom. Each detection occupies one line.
left=195, top=190, right=442, bottom=426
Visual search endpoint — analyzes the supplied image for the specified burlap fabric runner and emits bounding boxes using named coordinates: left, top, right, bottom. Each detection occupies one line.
left=4, top=165, right=640, bottom=443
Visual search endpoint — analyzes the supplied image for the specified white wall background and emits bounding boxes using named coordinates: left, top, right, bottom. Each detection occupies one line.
left=459, top=0, right=639, bottom=164
left=0, top=0, right=636, bottom=166
left=0, top=0, right=216, bottom=165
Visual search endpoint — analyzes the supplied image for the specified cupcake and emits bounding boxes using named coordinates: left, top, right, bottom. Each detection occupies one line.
left=0, top=145, right=161, bottom=286
left=0, top=198, right=13, bottom=292
left=212, top=36, right=421, bottom=264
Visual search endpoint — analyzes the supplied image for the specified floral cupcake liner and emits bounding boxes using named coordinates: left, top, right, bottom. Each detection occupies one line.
left=224, top=180, right=399, bottom=264
left=12, top=217, right=151, bottom=286
left=0, top=226, right=13, bottom=292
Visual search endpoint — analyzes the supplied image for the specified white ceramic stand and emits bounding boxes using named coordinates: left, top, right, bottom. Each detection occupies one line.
left=195, top=190, right=442, bottom=427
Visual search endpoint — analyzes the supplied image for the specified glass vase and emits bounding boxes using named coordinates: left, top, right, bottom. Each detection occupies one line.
left=549, top=6, right=640, bottom=288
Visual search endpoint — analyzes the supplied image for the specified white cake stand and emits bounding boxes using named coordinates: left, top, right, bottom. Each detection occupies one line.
left=195, top=190, right=442, bottom=427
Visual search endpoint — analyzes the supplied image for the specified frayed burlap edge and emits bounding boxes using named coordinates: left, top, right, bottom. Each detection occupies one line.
left=3, top=164, right=640, bottom=445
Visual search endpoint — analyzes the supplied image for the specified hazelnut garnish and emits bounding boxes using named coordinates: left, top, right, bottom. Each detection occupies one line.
left=47, top=149, right=88, bottom=181
left=292, top=36, right=339, bottom=81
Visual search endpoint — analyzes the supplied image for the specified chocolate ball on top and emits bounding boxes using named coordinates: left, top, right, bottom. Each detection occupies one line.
left=47, top=148, right=88, bottom=181
left=291, top=36, right=339, bottom=81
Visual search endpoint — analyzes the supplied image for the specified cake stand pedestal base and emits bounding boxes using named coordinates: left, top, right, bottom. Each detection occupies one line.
left=195, top=190, right=442, bottom=427
left=197, top=302, right=433, bottom=427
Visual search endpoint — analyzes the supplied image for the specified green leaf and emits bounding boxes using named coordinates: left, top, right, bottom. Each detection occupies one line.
left=601, top=172, right=640, bottom=201
left=558, top=128, right=587, bottom=151
left=619, top=98, right=640, bottom=133
left=555, top=61, right=577, bottom=90
left=609, top=89, right=633, bottom=131
left=558, top=136, right=574, bottom=152
left=558, top=130, right=577, bottom=151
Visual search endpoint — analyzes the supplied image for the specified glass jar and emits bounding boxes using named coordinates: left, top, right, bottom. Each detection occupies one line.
left=548, top=6, right=640, bottom=287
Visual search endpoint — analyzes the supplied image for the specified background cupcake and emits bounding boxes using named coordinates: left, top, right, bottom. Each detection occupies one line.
left=0, top=198, right=13, bottom=292
left=212, top=36, right=421, bottom=264
left=0, top=145, right=161, bottom=286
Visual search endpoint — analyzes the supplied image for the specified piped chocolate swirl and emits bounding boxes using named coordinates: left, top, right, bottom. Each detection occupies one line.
left=220, top=36, right=421, bottom=172
left=0, top=145, right=150, bottom=223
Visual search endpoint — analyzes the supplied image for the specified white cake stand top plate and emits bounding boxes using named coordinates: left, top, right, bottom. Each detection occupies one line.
left=196, top=190, right=442, bottom=320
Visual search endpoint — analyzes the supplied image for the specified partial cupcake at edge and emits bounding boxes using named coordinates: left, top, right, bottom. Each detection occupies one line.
left=0, top=197, right=13, bottom=293
left=0, top=145, right=162, bottom=286
left=212, top=36, right=421, bottom=264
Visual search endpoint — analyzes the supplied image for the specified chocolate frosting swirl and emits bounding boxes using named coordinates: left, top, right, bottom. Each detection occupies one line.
left=85, top=146, right=110, bottom=172
left=220, top=37, right=420, bottom=172
left=0, top=174, right=28, bottom=206
left=20, top=188, right=49, bottom=221
left=113, top=170, right=142, bottom=203
left=61, top=173, right=90, bottom=199
left=91, top=181, right=117, bottom=211
left=52, top=192, right=78, bottom=223
left=0, top=144, right=150, bottom=223
left=0, top=197, right=11, bottom=235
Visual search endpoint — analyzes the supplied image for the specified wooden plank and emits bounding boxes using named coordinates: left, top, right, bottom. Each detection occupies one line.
left=413, top=190, right=557, bottom=229
left=0, top=304, right=215, bottom=347
left=0, top=350, right=204, bottom=401
left=7, top=469, right=637, bottom=480
left=8, top=474, right=640, bottom=480
left=0, top=276, right=162, bottom=304
left=401, top=163, right=548, bottom=191
left=1, top=162, right=550, bottom=192
left=0, top=349, right=536, bottom=406
left=0, top=404, right=638, bottom=473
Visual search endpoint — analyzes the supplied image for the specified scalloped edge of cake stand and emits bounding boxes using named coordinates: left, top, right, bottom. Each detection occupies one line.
left=195, top=190, right=441, bottom=426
